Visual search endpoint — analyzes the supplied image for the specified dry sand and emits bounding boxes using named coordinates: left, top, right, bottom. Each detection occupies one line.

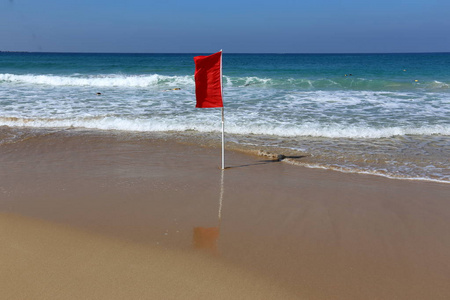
left=1, top=130, right=449, bottom=299
left=0, top=213, right=295, bottom=299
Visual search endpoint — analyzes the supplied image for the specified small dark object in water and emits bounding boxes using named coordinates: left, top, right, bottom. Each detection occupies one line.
left=96, top=92, right=102, bottom=95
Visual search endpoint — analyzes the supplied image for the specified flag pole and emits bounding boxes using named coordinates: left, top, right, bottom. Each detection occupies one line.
left=221, top=107, right=225, bottom=170
left=220, top=50, right=225, bottom=170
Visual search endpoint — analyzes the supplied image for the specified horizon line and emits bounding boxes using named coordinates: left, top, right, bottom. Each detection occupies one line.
left=1, top=50, right=450, bottom=55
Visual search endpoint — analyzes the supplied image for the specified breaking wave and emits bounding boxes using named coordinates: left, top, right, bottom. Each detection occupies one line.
left=0, top=73, right=195, bottom=88
left=1, top=116, right=448, bottom=139
left=2, top=73, right=449, bottom=91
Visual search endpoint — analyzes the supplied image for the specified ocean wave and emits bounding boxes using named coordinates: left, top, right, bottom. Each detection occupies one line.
left=2, top=73, right=449, bottom=91
left=225, top=123, right=450, bottom=138
left=227, top=76, right=450, bottom=91
left=1, top=116, right=448, bottom=139
left=429, top=80, right=450, bottom=89
left=0, top=73, right=195, bottom=88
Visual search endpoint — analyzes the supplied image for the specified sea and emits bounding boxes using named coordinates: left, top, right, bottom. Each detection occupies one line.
left=1, top=52, right=449, bottom=183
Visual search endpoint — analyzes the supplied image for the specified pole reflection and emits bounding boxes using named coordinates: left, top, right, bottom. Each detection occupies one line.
left=193, top=170, right=224, bottom=255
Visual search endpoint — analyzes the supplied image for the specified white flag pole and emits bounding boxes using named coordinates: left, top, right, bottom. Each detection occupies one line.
left=220, top=50, right=225, bottom=170
left=221, top=107, right=225, bottom=170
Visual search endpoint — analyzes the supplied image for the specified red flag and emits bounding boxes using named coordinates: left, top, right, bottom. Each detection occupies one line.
left=194, top=51, right=223, bottom=108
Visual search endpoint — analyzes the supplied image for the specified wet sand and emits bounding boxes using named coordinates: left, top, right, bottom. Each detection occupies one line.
left=1, top=130, right=450, bottom=299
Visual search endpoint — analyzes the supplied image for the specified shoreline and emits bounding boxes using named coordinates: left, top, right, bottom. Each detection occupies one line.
left=1, top=128, right=450, bottom=299
left=1, top=126, right=448, bottom=184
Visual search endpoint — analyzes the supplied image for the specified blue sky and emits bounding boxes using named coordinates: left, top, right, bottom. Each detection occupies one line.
left=1, top=0, right=449, bottom=53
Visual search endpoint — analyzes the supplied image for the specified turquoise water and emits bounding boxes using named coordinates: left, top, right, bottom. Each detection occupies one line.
left=1, top=52, right=449, bottom=182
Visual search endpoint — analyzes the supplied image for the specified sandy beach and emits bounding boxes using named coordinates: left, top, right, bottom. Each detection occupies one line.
left=1, top=129, right=449, bottom=299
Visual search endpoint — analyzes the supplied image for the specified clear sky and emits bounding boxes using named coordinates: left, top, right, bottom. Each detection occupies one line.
left=1, top=0, right=449, bottom=53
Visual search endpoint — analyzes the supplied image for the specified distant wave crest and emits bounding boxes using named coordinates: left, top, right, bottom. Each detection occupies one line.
left=0, top=73, right=195, bottom=88
left=2, top=73, right=449, bottom=91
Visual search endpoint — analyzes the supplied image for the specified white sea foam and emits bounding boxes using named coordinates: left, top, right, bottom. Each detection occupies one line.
left=0, top=73, right=278, bottom=89
left=284, top=160, right=450, bottom=184
left=1, top=116, right=449, bottom=139
left=0, top=73, right=195, bottom=88
left=429, top=81, right=449, bottom=89
left=225, top=121, right=450, bottom=138
left=0, top=116, right=214, bottom=133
